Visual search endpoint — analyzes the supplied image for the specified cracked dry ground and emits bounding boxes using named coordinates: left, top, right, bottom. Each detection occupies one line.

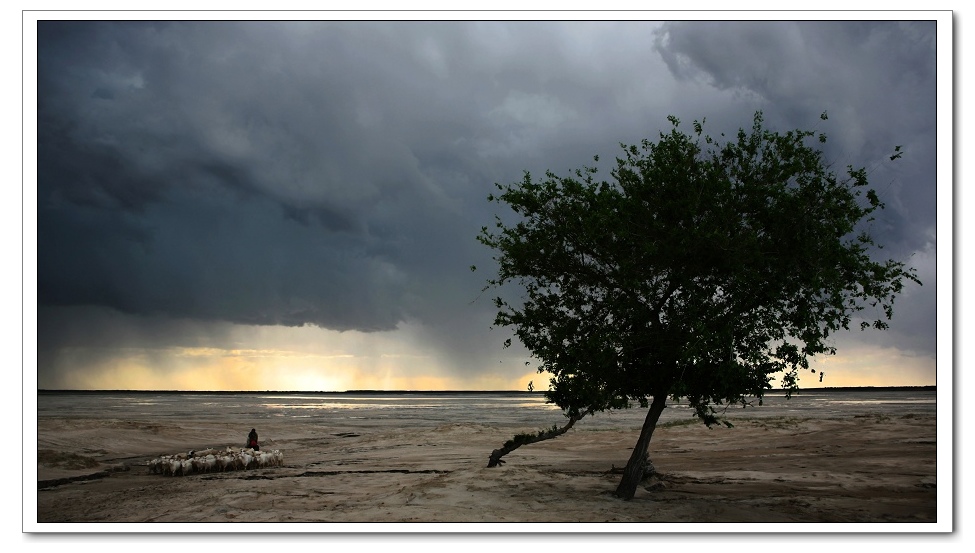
left=36, top=414, right=937, bottom=523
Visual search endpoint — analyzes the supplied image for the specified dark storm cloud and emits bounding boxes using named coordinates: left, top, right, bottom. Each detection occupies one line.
left=35, top=20, right=939, bottom=383
left=652, top=21, right=938, bottom=357
left=653, top=21, right=937, bottom=253
left=36, top=21, right=662, bottom=334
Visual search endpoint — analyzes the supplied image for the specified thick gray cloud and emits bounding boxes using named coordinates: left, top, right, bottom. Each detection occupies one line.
left=35, top=20, right=939, bottom=387
left=654, top=22, right=937, bottom=244
left=652, top=21, right=938, bottom=356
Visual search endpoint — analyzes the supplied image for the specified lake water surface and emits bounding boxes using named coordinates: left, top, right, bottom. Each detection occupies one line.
left=36, top=388, right=937, bottom=431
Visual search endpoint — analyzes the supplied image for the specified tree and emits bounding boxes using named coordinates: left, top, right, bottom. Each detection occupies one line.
left=477, top=112, right=920, bottom=500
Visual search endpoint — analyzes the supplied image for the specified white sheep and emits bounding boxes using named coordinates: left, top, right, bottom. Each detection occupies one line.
left=203, top=454, right=218, bottom=473
left=216, top=454, right=232, bottom=472
left=149, top=447, right=283, bottom=476
left=190, top=457, right=206, bottom=474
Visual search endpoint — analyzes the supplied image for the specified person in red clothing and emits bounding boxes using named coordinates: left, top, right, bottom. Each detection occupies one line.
left=247, top=428, right=260, bottom=451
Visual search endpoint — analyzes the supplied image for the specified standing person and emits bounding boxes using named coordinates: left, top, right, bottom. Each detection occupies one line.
left=247, top=428, right=260, bottom=451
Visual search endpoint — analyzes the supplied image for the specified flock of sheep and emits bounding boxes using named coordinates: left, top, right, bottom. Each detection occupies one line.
left=147, top=447, right=284, bottom=476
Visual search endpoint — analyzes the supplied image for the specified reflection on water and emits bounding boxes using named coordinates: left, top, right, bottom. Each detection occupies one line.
left=36, top=389, right=936, bottom=430
left=814, top=399, right=935, bottom=405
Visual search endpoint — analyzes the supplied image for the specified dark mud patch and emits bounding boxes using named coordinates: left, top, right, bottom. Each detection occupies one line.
left=37, top=449, right=100, bottom=470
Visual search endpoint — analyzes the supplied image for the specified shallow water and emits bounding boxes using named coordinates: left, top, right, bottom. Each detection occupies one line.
left=36, top=388, right=937, bottom=431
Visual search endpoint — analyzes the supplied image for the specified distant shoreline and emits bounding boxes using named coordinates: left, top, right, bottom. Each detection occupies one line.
left=36, top=385, right=936, bottom=395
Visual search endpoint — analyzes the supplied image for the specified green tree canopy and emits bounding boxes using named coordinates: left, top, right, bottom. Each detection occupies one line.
left=478, top=112, right=920, bottom=499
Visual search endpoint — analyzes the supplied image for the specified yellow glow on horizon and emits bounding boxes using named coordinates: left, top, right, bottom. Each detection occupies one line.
left=39, top=318, right=938, bottom=392
left=805, top=346, right=936, bottom=388
left=46, top=338, right=516, bottom=391
left=265, top=369, right=349, bottom=393
left=49, top=344, right=937, bottom=391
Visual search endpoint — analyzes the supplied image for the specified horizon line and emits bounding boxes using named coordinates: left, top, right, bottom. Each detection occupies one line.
left=36, top=385, right=937, bottom=394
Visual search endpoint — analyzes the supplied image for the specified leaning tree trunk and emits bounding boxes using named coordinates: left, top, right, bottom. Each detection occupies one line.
left=487, top=411, right=589, bottom=467
left=615, top=393, right=668, bottom=500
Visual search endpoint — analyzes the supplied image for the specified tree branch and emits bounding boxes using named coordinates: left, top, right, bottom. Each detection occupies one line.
left=486, top=410, right=590, bottom=468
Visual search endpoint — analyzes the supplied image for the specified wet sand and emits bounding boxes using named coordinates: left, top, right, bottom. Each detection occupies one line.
left=32, top=400, right=938, bottom=527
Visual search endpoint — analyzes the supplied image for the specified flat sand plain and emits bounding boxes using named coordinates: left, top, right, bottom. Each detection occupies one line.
left=33, top=393, right=938, bottom=526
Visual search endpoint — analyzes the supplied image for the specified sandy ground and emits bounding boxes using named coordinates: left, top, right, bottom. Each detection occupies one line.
left=32, top=409, right=938, bottom=526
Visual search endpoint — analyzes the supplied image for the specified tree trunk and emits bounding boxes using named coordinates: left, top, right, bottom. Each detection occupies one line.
left=487, top=411, right=588, bottom=467
left=614, top=393, right=667, bottom=500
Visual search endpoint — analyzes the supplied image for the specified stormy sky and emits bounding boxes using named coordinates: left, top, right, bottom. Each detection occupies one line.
left=31, top=19, right=943, bottom=391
